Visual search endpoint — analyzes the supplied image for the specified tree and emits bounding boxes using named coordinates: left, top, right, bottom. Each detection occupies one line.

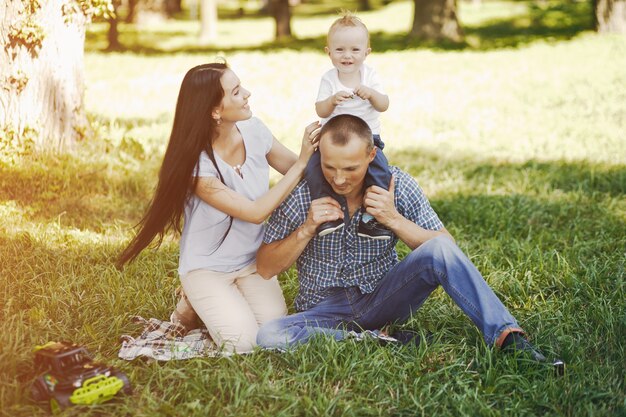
left=107, top=0, right=122, bottom=50
left=410, top=0, right=463, bottom=42
left=594, top=0, right=626, bottom=33
left=1, top=0, right=111, bottom=151
left=269, top=0, right=292, bottom=40
left=165, top=0, right=182, bottom=16
left=358, top=0, right=372, bottom=11
left=199, top=0, right=217, bottom=45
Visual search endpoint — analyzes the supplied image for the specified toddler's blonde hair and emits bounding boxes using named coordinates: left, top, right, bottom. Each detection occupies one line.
left=327, top=10, right=370, bottom=46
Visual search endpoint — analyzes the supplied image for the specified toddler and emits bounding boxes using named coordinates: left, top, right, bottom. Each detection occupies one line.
left=306, top=11, right=392, bottom=240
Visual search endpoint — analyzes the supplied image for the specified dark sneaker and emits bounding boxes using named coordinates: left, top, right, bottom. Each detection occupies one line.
left=390, top=330, right=432, bottom=347
left=317, top=219, right=344, bottom=236
left=358, top=219, right=392, bottom=240
left=501, top=333, right=566, bottom=375
left=501, top=332, right=547, bottom=362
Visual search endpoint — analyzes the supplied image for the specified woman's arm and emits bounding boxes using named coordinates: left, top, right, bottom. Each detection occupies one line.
left=266, top=137, right=297, bottom=175
left=195, top=122, right=321, bottom=224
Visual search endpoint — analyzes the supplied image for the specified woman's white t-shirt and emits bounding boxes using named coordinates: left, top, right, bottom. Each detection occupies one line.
left=178, top=117, right=273, bottom=276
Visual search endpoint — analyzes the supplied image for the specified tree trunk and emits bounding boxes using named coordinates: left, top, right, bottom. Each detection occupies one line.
left=126, top=0, right=139, bottom=23
left=108, top=0, right=122, bottom=51
left=359, top=0, right=372, bottom=11
left=199, top=0, right=217, bottom=45
left=132, top=0, right=169, bottom=25
left=410, top=0, right=463, bottom=42
left=269, top=0, right=292, bottom=40
left=165, top=0, right=182, bottom=16
left=595, top=0, right=626, bottom=33
left=0, top=0, right=88, bottom=151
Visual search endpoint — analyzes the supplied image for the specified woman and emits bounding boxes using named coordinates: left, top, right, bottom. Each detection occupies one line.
left=117, top=63, right=320, bottom=353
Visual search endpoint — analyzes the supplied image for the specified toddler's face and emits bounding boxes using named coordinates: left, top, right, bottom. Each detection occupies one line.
left=325, top=26, right=371, bottom=75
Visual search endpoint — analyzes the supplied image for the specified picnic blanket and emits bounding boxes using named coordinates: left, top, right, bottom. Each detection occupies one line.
left=119, top=316, right=226, bottom=361
left=119, top=316, right=400, bottom=361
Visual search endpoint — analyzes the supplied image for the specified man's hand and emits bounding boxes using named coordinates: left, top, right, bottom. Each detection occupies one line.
left=363, top=176, right=399, bottom=228
left=257, top=196, right=344, bottom=278
left=300, top=196, right=344, bottom=237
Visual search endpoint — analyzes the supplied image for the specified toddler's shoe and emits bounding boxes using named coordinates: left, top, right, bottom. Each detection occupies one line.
left=317, top=219, right=344, bottom=236
left=358, top=219, right=392, bottom=240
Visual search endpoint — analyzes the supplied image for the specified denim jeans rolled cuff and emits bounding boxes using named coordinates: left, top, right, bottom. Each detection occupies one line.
left=494, top=326, right=526, bottom=348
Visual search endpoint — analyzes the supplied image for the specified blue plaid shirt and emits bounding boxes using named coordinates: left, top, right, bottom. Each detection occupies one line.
left=263, top=166, right=444, bottom=312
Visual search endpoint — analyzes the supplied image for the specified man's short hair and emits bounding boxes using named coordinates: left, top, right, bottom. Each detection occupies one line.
left=319, top=115, right=374, bottom=153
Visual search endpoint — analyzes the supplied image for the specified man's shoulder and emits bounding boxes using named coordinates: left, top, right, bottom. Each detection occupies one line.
left=280, top=180, right=311, bottom=210
left=389, top=165, right=413, bottom=183
left=389, top=166, right=424, bottom=199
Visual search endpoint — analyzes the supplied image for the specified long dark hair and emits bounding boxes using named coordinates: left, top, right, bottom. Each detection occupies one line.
left=117, top=63, right=229, bottom=268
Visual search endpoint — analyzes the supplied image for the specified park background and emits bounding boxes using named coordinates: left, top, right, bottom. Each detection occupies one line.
left=0, top=0, right=625, bottom=416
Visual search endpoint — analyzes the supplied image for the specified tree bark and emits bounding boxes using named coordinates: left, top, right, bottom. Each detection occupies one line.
left=132, top=0, right=169, bottom=25
left=199, top=0, right=217, bottom=45
left=410, top=0, right=463, bottom=42
left=359, top=0, right=372, bottom=11
left=108, top=0, right=122, bottom=50
left=1, top=0, right=88, bottom=151
left=165, top=0, right=182, bottom=16
left=269, top=0, right=292, bottom=40
left=595, top=0, right=626, bottom=33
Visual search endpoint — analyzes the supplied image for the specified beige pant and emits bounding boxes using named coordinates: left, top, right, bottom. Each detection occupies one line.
left=180, top=263, right=287, bottom=354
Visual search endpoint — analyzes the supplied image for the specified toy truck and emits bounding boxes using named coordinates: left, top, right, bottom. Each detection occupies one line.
left=31, top=341, right=131, bottom=414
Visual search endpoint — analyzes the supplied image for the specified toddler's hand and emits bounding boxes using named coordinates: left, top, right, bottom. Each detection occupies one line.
left=332, top=91, right=354, bottom=106
left=353, top=85, right=372, bottom=100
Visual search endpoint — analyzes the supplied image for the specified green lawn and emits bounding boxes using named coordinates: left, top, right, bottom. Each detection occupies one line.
left=1, top=1, right=625, bottom=416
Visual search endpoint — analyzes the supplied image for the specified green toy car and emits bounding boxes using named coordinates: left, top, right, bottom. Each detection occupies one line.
left=31, top=341, right=131, bottom=414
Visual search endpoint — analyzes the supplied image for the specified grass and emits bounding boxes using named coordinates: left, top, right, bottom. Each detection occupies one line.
left=1, top=1, right=625, bottom=416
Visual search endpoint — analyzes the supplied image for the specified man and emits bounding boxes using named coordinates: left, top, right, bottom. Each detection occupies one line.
left=255, top=114, right=548, bottom=362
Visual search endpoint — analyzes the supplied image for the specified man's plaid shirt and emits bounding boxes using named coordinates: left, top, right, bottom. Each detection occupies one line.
left=263, top=166, right=444, bottom=312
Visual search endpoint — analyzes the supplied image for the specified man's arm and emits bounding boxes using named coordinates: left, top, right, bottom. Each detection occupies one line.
left=257, top=196, right=344, bottom=279
left=363, top=176, right=453, bottom=250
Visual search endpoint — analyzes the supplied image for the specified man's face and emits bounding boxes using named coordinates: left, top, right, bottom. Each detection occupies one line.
left=319, top=133, right=376, bottom=198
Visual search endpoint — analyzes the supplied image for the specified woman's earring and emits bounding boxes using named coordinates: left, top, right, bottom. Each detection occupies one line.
left=215, top=117, right=222, bottom=126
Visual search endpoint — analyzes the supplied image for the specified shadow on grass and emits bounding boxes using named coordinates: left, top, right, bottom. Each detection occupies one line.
left=388, top=148, right=626, bottom=197
left=86, top=0, right=594, bottom=55
left=1, top=147, right=623, bottom=238
left=464, top=0, right=594, bottom=50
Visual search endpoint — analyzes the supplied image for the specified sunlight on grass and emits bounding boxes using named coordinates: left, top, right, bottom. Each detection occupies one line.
left=85, top=34, right=626, bottom=167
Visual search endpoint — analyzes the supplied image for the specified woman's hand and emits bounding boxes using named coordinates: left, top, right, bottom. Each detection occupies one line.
left=297, top=121, right=322, bottom=165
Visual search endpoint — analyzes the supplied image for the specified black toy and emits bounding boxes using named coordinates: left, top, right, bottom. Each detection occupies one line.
left=31, top=341, right=131, bottom=414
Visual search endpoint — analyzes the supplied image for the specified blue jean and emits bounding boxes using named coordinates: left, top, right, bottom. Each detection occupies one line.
left=305, top=134, right=392, bottom=205
left=257, top=236, right=522, bottom=350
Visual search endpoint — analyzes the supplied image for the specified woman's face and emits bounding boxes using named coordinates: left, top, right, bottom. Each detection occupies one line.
left=216, top=69, right=252, bottom=123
